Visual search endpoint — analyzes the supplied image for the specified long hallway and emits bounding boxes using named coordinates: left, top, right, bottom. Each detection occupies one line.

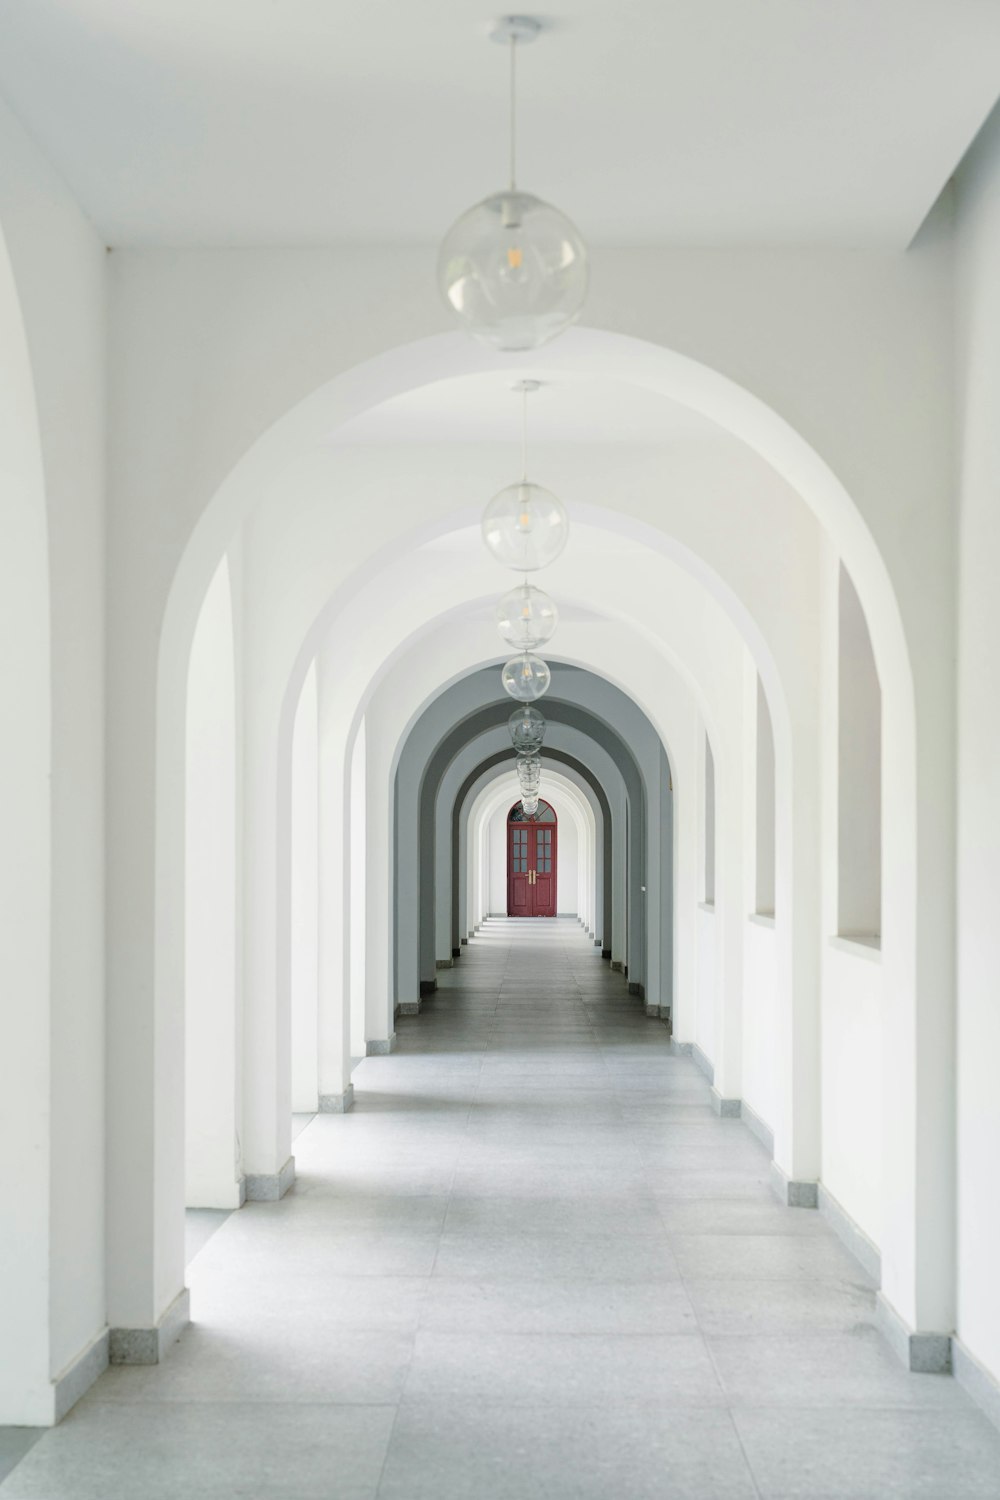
left=3, top=920, right=998, bottom=1498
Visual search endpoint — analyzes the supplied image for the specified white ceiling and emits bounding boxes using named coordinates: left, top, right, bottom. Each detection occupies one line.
left=1, top=0, right=998, bottom=248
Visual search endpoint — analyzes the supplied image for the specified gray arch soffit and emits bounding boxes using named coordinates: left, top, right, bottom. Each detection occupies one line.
left=396, top=662, right=670, bottom=804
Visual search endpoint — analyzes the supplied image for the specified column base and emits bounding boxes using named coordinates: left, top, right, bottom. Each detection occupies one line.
left=366, top=1034, right=398, bottom=1056
left=399, top=999, right=421, bottom=1016
left=769, top=1160, right=818, bottom=1209
left=419, top=979, right=437, bottom=996
left=461, top=937, right=469, bottom=945
left=110, top=1287, right=190, bottom=1367
left=435, top=958, right=453, bottom=969
left=610, top=960, right=623, bottom=973
left=876, top=1292, right=952, bottom=1374
left=319, top=1085, right=355, bottom=1114
left=710, top=1087, right=741, bottom=1118
left=245, top=1156, right=295, bottom=1202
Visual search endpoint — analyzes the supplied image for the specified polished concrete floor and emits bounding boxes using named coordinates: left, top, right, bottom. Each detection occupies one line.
left=3, top=917, right=1000, bottom=1497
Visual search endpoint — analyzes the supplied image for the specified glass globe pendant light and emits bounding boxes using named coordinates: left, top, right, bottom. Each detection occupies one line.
left=518, top=757, right=542, bottom=794
left=509, top=705, right=545, bottom=754
left=437, top=17, right=588, bottom=352
left=482, top=381, right=569, bottom=572
left=521, top=794, right=540, bottom=818
left=496, top=581, right=558, bottom=649
left=502, top=651, right=551, bottom=702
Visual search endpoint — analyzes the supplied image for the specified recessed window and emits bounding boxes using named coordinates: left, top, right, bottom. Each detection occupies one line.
left=837, top=564, right=881, bottom=944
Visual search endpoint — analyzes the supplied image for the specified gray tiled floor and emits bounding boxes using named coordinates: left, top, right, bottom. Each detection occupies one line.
left=3, top=916, right=1000, bottom=1497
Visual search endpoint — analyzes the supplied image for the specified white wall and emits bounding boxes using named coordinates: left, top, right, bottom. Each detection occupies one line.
left=0, top=90, right=107, bottom=1421
left=695, top=908, right=717, bottom=1065
left=954, top=101, right=1000, bottom=1390
left=290, top=661, right=319, bottom=1111
left=819, top=544, right=884, bottom=1252
left=821, top=943, right=883, bottom=1244
left=185, top=557, right=243, bottom=1208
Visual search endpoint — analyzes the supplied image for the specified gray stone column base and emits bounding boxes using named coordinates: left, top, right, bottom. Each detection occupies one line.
left=435, top=957, right=454, bottom=969
left=876, top=1292, right=952, bottom=1373
left=601, top=947, right=612, bottom=960
left=610, top=960, right=623, bottom=972
left=769, top=1160, right=818, bottom=1209
left=461, top=937, right=469, bottom=945
left=53, top=1328, right=110, bottom=1421
left=246, top=1156, right=295, bottom=1202
left=110, top=1287, right=190, bottom=1367
left=710, top=1087, right=741, bottom=1118
left=419, top=979, right=437, bottom=996
left=399, top=999, right=421, bottom=1016
left=644, top=1001, right=660, bottom=1018
left=319, top=1085, right=355, bottom=1113
left=367, top=1034, right=397, bottom=1056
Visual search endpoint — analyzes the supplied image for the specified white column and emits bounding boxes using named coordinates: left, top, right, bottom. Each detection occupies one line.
left=290, top=662, right=319, bottom=1112
left=239, top=531, right=293, bottom=1198
left=184, top=557, right=243, bottom=1208
left=315, top=647, right=353, bottom=1108
left=349, top=718, right=367, bottom=1057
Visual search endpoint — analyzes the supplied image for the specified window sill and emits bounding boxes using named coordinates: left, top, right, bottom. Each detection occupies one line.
left=829, top=933, right=882, bottom=964
left=698, top=901, right=716, bottom=915
left=748, top=912, right=775, bottom=929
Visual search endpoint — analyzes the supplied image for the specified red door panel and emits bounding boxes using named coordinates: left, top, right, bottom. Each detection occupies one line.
left=507, top=808, right=558, bottom=917
left=507, top=824, right=530, bottom=915
left=532, top=825, right=557, bottom=917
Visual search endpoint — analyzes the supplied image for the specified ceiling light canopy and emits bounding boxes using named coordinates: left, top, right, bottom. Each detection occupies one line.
left=437, top=16, right=589, bottom=352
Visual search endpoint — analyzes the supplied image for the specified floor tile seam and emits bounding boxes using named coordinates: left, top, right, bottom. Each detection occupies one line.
left=721, top=1403, right=766, bottom=1500
left=79, top=1396, right=405, bottom=1412
left=373, top=1402, right=405, bottom=1500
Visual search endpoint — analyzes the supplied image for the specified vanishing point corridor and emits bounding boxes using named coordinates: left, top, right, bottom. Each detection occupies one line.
left=3, top=921, right=998, bottom=1498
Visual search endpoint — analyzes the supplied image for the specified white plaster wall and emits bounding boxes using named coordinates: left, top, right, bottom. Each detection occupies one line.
left=954, top=102, right=1000, bottom=1386
left=818, top=541, right=884, bottom=1251
left=185, top=558, right=242, bottom=1208
left=821, top=943, right=883, bottom=1245
left=349, top=717, right=367, bottom=1057
left=0, top=91, right=107, bottom=1416
left=290, top=662, right=319, bottom=1112
left=742, top=919, right=779, bottom=1132
left=696, top=907, right=717, bottom=1065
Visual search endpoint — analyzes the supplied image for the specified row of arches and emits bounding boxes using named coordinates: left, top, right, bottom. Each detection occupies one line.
left=0, top=157, right=958, bottom=1415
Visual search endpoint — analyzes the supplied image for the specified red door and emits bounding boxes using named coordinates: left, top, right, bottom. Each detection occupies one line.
left=507, top=802, right=558, bottom=917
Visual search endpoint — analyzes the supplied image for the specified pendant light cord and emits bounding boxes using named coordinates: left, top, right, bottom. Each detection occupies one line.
left=521, top=380, right=528, bottom=481
left=509, top=37, right=518, bottom=192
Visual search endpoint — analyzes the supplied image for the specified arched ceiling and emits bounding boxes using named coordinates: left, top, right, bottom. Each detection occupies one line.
left=2, top=1, right=997, bottom=247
